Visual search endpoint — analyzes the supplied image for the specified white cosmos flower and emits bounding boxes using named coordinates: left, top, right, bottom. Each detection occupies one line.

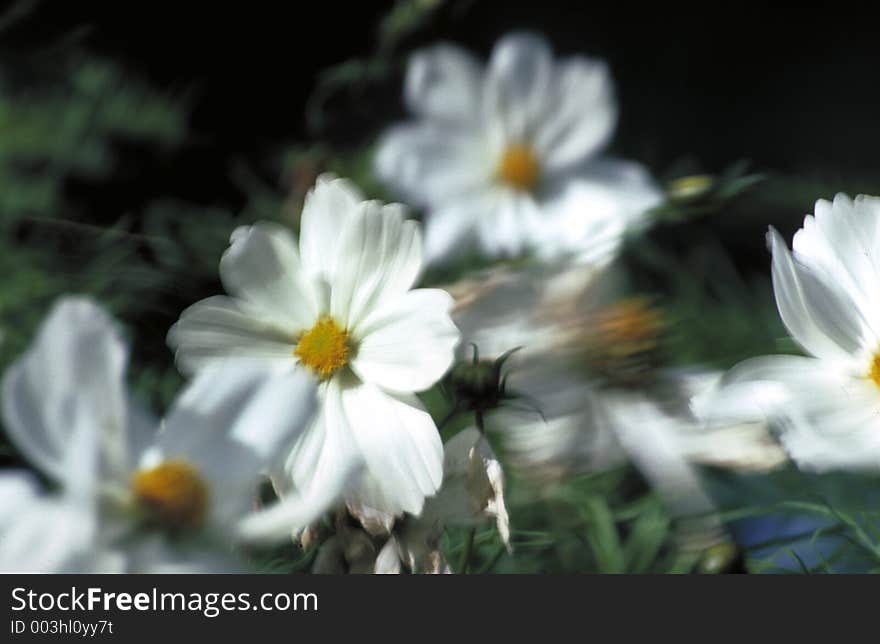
left=448, top=262, right=785, bottom=550
left=167, top=176, right=461, bottom=534
left=376, top=32, right=662, bottom=265
left=1, top=297, right=321, bottom=571
left=693, top=194, right=880, bottom=471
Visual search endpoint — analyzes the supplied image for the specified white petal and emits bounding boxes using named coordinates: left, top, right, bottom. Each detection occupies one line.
left=478, top=191, right=542, bottom=258
left=255, top=378, right=366, bottom=542
left=422, top=192, right=493, bottom=264
left=405, top=43, right=484, bottom=121
left=484, top=456, right=511, bottom=552
left=159, top=363, right=318, bottom=527
left=351, top=288, right=459, bottom=394
left=2, top=297, right=130, bottom=483
left=604, top=393, right=719, bottom=519
left=536, top=160, right=661, bottom=264
left=698, top=354, right=880, bottom=472
left=329, top=202, right=422, bottom=329
left=483, top=32, right=554, bottom=142
left=0, top=473, right=97, bottom=573
left=690, top=356, right=806, bottom=426
left=533, top=56, right=617, bottom=170
left=220, top=222, right=319, bottom=331
left=375, top=123, right=492, bottom=208
left=341, top=383, right=443, bottom=516
left=298, top=174, right=364, bottom=280
left=374, top=539, right=402, bottom=574
left=167, top=295, right=298, bottom=375
left=769, top=227, right=872, bottom=367
left=421, top=427, right=510, bottom=551
left=673, top=369, right=787, bottom=472
left=792, top=194, right=880, bottom=333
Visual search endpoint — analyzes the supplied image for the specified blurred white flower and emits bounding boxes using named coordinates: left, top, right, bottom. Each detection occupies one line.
left=448, top=263, right=786, bottom=545
left=693, top=194, right=880, bottom=472
left=1, top=297, right=321, bottom=572
left=168, top=176, right=461, bottom=534
left=376, top=32, right=662, bottom=265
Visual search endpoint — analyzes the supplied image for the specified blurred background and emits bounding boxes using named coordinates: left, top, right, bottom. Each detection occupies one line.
left=3, top=0, right=880, bottom=573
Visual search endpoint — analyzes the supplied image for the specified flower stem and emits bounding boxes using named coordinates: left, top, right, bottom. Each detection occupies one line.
left=458, top=527, right=476, bottom=574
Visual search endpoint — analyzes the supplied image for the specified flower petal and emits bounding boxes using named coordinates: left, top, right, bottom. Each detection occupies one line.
left=405, top=43, right=484, bottom=121
left=375, top=123, right=492, bottom=208
left=351, top=288, right=459, bottom=394
left=477, top=190, right=543, bottom=258
left=299, top=174, right=364, bottom=280
left=769, top=227, right=872, bottom=367
left=422, top=191, right=495, bottom=264
left=374, top=539, right=402, bottom=574
left=220, top=222, right=318, bottom=330
left=159, top=363, right=318, bottom=527
left=536, top=160, right=661, bottom=264
left=2, top=297, right=129, bottom=483
left=533, top=56, right=617, bottom=170
left=341, top=383, right=443, bottom=516
left=483, top=32, right=554, bottom=142
left=0, top=472, right=98, bottom=573
left=604, top=393, right=719, bottom=519
left=793, top=194, right=880, bottom=334
left=168, top=296, right=298, bottom=375
left=706, top=355, right=880, bottom=471
left=253, top=378, right=365, bottom=542
left=329, top=202, right=422, bottom=329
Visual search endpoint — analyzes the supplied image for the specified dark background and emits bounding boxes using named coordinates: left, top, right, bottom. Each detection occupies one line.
left=8, top=2, right=880, bottom=177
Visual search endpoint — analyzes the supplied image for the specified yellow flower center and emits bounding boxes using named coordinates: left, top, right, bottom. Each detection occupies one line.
left=868, top=353, right=880, bottom=388
left=584, top=298, right=666, bottom=387
left=496, top=144, right=540, bottom=192
left=131, top=460, right=209, bottom=531
left=593, top=298, right=665, bottom=354
left=294, top=316, right=350, bottom=379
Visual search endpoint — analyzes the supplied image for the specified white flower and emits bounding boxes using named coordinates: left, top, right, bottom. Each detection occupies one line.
left=1, top=297, right=321, bottom=571
left=376, top=32, right=662, bottom=265
left=693, top=194, right=880, bottom=471
left=448, top=263, right=785, bottom=542
left=168, top=176, right=461, bottom=534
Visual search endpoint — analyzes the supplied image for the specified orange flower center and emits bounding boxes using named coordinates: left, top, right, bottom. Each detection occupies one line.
left=496, top=144, right=540, bottom=192
left=131, top=460, right=209, bottom=531
left=294, top=316, right=350, bottom=379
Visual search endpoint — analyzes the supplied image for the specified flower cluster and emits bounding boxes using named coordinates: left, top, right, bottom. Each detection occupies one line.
left=3, top=27, right=876, bottom=574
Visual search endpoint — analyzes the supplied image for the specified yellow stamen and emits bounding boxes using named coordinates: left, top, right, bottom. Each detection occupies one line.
left=868, top=353, right=880, bottom=388
left=294, top=316, right=350, bottom=379
left=496, top=144, right=540, bottom=192
left=593, top=298, right=665, bottom=355
left=131, top=460, right=209, bottom=531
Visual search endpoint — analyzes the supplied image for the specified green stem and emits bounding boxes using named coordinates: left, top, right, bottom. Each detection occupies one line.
left=475, top=410, right=485, bottom=434
left=458, top=527, right=476, bottom=574
left=436, top=405, right=460, bottom=432
left=477, top=544, right=507, bottom=574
